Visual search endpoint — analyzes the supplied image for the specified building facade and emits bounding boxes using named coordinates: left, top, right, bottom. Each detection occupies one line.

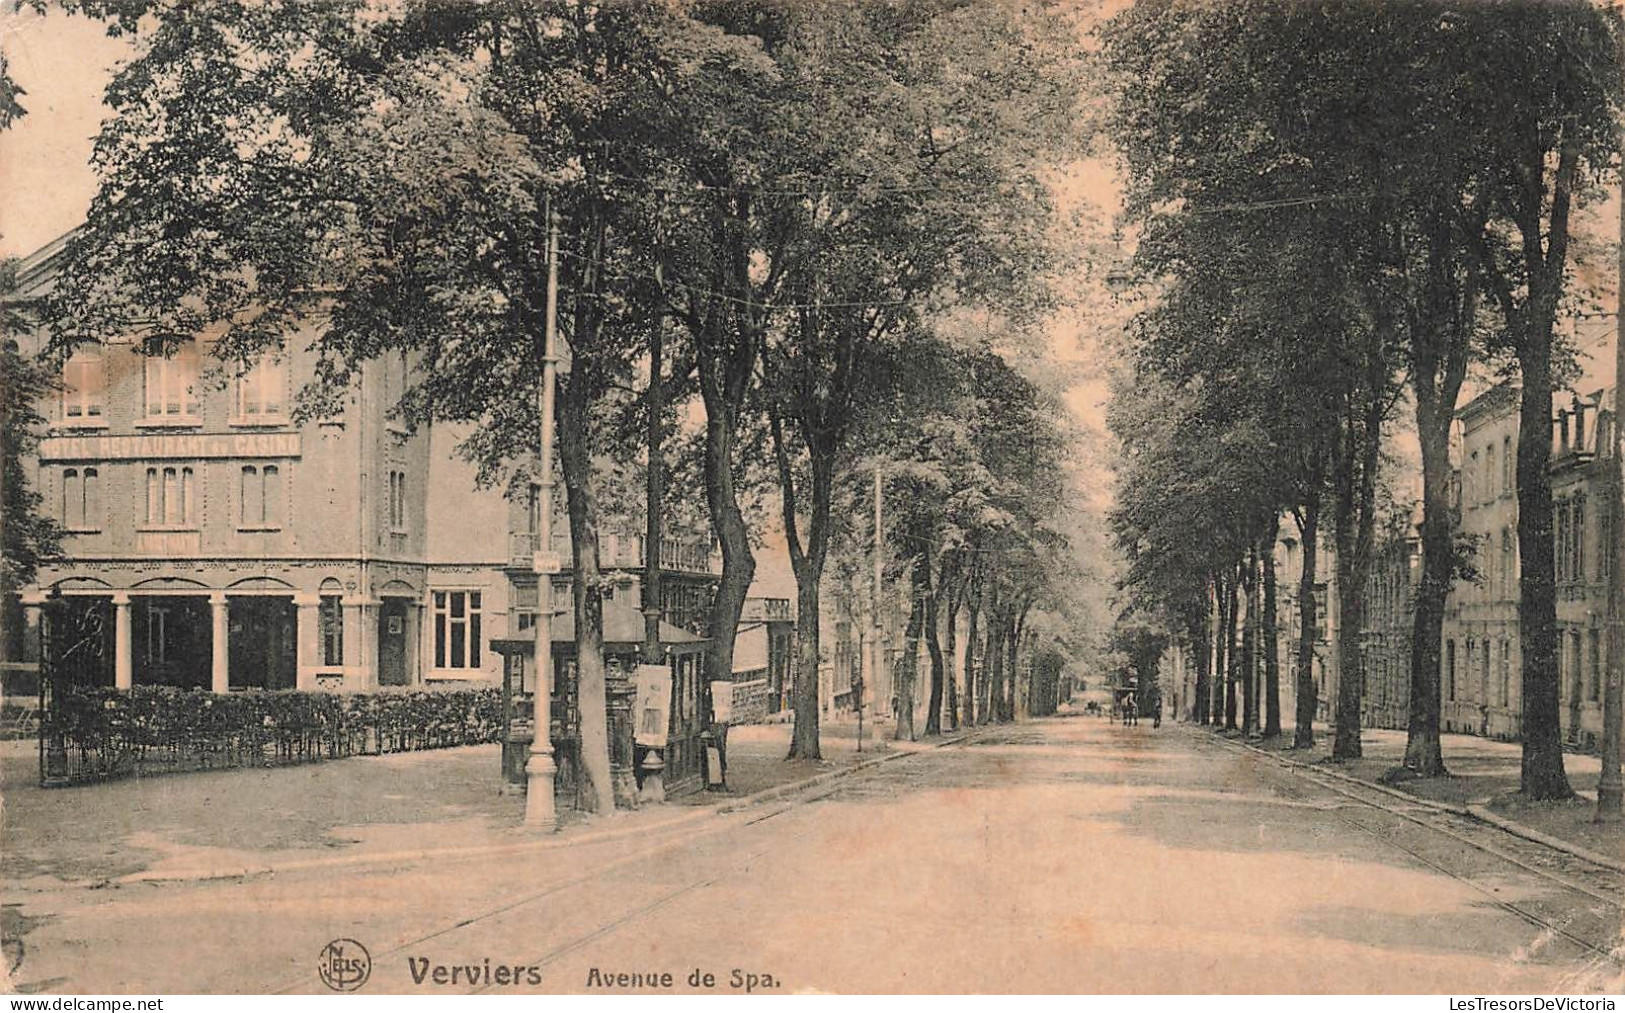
left=10, top=234, right=723, bottom=701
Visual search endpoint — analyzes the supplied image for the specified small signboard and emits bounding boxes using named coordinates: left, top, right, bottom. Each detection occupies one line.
left=710, top=681, right=733, bottom=725
left=634, top=664, right=672, bottom=749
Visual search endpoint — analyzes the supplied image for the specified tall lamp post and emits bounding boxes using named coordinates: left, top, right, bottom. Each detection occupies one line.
left=526, top=209, right=563, bottom=830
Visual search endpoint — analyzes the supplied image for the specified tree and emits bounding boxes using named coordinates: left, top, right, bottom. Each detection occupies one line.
left=41, top=0, right=777, bottom=814
left=1451, top=2, right=1619, bottom=799
left=2, top=261, right=64, bottom=661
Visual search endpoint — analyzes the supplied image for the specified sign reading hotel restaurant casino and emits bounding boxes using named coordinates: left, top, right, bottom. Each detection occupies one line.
left=40, top=432, right=302, bottom=462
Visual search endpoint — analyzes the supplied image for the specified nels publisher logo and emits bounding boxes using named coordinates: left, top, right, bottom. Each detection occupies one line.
left=318, top=938, right=372, bottom=992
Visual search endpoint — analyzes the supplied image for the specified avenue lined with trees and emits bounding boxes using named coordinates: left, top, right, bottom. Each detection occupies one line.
left=1104, top=0, right=1625, bottom=811
left=0, top=0, right=1103, bottom=805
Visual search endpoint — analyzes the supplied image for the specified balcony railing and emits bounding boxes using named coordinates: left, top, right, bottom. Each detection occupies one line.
left=741, top=597, right=793, bottom=623
left=508, top=531, right=721, bottom=574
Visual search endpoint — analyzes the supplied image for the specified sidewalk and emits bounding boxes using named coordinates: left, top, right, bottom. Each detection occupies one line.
left=1224, top=724, right=1623, bottom=866
left=677, top=717, right=910, bottom=804
left=0, top=718, right=927, bottom=889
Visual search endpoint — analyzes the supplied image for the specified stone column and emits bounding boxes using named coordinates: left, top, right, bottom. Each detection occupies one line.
left=294, top=592, right=320, bottom=690
left=345, top=596, right=380, bottom=690
left=111, top=592, right=133, bottom=691
left=209, top=592, right=230, bottom=694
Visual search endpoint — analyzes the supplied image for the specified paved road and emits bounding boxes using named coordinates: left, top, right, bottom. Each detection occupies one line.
left=6, top=715, right=1620, bottom=994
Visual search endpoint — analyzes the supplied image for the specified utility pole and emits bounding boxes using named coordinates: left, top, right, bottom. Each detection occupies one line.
left=526, top=208, right=562, bottom=830
left=639, top=317, right=667, bottom=802
left=1599, top=19, right=1625, bottom=819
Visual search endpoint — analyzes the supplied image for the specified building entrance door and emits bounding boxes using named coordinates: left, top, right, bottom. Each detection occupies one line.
left=378, top=599, right=409, bottom=686
left=228, top=597, right=296, bottom=690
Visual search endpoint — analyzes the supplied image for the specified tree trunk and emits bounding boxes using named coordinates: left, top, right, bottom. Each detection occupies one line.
left=1211, top=572, right=1229, bottom=729
left=558, top=369, right=616, bottom=815
left=964, top=591, right=981, bottom=726
left=924, top=562, right=946, bottom=736
left=944, top=571, right=962, bottom=731
left=1241, top=549, right=1258, bottom=735
left=696, top=347, right=756, bottom=723
left=1223, top=568, right=1239, bottom=731
left=983, top=612, right=1004, bottom=724
left=1294, top=499, right=1321, bottom=748
left=894, top=554, right=927, bottom=741
left=1262, top=516, right=1282, bottom=738
left=1404, top=393, right=1454, bottom=776
left=1191, top=595, right=1212, bottom=724
left=789, top=562, right=823, bottom=759
left=1514, top=339, right=1574, bottom=798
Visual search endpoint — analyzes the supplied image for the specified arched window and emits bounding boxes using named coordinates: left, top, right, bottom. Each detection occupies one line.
left=62, top=468, right=99, bottom=530
left=240, top=464, right=285, bottom=529
left=146, top=466, right=195, bottom=527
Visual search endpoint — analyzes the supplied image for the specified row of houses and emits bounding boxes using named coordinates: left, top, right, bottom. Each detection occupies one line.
left=1163, top=320, right=1619, bottom=752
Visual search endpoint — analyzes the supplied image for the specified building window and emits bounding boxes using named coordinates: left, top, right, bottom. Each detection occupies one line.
left=1590, top=628, right=1602, bottom=703
left=1445, top=640, right=1456, bottom=702
left=388, top=470, right=407, bottom=532
left=1602, top=508, right=1616, bottom=581
left=1575, top=495, right=1587, bottom=582
left=235, top=353, right=285, bottom=420
left=1468, top=451, right=1479, bottom=506
left=320, top=595, right=344, bottom=668
left=62, top=467, right=100, bottom=531
left=143, top=340, right=200, bottom=420
left=1501, top=529, right=1514, bottom=598
left=1499, top=637, right=1511, bottom=707
left=240, top=464, right=283, bottom=528
left=62, top=347, right=105, bottom=422
left=1484, top=443, right=1496, bottom=503
left=432, top=590, right=482, bottom=671
left=1502, top=435, right=1513, bottom=493
left=145, top=466, right=196, bottom=527
left=1555, top=500, right=1571, bottom=583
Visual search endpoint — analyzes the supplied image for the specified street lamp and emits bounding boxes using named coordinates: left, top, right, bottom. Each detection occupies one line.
left=525, top=209, right=563, bottom=830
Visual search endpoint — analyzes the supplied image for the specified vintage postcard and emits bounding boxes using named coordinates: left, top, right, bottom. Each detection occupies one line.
left=1, top=0, right=1622, bottom=999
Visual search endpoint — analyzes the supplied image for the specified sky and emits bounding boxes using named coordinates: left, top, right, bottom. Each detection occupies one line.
left=0, top=8, right=128, bottom=260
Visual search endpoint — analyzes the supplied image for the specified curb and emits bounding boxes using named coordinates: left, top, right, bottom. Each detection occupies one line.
left=108, top=727, right=983, bottom=887
left=1204, top=727, right=1625, bottom=875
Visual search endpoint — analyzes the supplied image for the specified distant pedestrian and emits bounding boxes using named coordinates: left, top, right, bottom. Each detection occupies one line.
left=1150, top=688, right=1162, bottom=729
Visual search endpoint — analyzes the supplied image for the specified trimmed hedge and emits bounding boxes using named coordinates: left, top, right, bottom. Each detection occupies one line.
left=42, top=685, right=502, bottom=785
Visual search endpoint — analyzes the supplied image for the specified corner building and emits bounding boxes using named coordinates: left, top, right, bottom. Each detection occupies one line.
left=13, top=233, right=719, bottom=696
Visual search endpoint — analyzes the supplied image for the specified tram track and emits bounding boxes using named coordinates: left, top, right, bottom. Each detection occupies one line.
left=1220, top=737, right=1623, bottom=968
left=265, top=737, right=958, bottom=995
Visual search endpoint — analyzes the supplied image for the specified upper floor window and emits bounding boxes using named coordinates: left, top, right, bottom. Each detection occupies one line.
left=240, top=464, right=284, bottom=529
left=1501, top=529, right=1514, bottom=597
left=1468, top=451, right=1479, bottom=505
left=62, top=347, right=105, bottom=423
left=62, top=467, right=100, bottom=531
left=1574, top=494, right=1587, bottom=582
left=144, top=340, right=200, bottom=420
left=1502, top=435, right=1513, bottom=493
left=235, top=353, right=285, bottom=421
left=1484, top=444, right=1496, bottom=503
left=145, top=466, right=196, bottom=528
left=388, top=470, right=407, bottom=532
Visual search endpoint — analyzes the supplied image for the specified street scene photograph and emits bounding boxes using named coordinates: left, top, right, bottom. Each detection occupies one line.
left=1, top=0, right=1624, bottom=998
